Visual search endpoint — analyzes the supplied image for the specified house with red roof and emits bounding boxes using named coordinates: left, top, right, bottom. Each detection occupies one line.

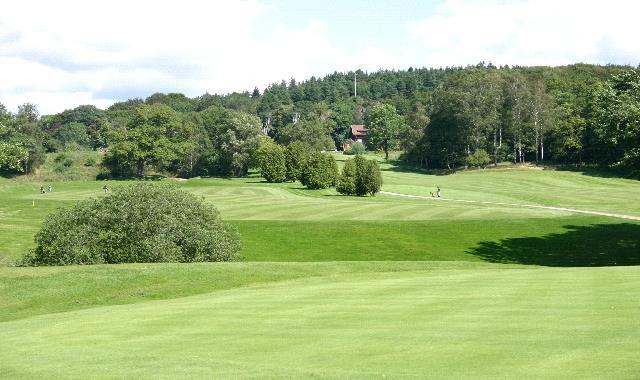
left=342, top=124, right=368, bottom=151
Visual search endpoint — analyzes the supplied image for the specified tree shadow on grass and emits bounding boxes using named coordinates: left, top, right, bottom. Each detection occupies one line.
left=543, top=165, right=638, bottom=181
left=380, top=159, right=468, bottom=176
left=468, top=223, right=640, bottom=267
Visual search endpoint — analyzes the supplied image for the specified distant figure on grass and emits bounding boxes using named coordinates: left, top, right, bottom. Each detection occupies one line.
left=48, top=185, right=52, bottom=193
left=103, top=184, right=109, bottom=193
left=437, top=186, right=441, bottom=198
left=39, top=185, right=45, bottom=194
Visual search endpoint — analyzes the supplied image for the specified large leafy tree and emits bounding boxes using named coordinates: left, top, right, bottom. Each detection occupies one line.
left=0, top=142, right=29, bottom=173
left=527, top=78, right=555, bottom=164
left=53, top=122, right=92, bottom=150
left=43, top=105, right=110, bottom=149
left=146, top=92, right=197, bottom=113
left=0, top=103, right=46, bottom=173
left=590, top=70, right=640, bottom=172
left=198, top=106, right=263, bottom=176
left=450, top=69, right=503, bottom=165
left=401, top=101, right=429, bottom=166
left=103, top=103, right=194, bottom=177
left=278, top=119, right=335, bottom=152
left=366, top=103, right=406, bottom=160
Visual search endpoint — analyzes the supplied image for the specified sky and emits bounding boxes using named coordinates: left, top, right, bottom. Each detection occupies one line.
left=1, top=0, right=639, bottom=114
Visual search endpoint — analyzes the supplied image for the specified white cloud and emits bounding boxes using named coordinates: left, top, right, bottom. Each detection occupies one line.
left=0, top=0, right=272, bottom=113
left=407, top=0, right=640, bottom=68
left=0, top=0, right=395, bottom=114
left=5, top=0, right=636, bottom=115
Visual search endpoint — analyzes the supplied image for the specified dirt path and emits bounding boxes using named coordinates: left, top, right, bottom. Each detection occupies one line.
left=380, top=191, right=640, bottom=221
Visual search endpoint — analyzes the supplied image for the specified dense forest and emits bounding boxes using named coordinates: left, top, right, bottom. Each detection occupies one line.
left=1, top=63, right=639, bottom=178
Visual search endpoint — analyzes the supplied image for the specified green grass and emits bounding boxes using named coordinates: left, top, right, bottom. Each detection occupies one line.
left=13, top=150, right=104, bottom=182
left=3, top=160, right=640, bottom=263
left=235, top=218, right=640, bottom=265
left=1, top=263, right=638, bottom=379
left=0, top=261, right=519, bottom=322
left=1, top=154, right=640, bottom=378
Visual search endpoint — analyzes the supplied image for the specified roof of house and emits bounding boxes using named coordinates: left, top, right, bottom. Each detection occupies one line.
left=351, top=124, right=367, bottom=138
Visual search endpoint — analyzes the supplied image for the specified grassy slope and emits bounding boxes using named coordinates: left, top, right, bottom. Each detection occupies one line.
left=0, top=261, right=521, bottom=322
left=1, top=264, right=638, bottom=379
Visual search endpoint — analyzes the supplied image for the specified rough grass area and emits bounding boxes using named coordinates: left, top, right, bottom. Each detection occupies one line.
left=1, top=263, right=638, bottom=379
left=16, top=150, right=104, bottom=182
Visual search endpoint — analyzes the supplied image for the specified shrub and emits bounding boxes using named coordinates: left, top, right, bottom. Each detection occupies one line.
left=20, top=183, right=241, bottom=266
left=300, top=152, right=338, bottom=189
left=336, top=158, right=356, bottom=195
left=84, top=156, right=97, bottom=167
left=467, top=149, right=491, bottom=168
left=285, top=141, right=308, bottom=181
left=54, top=153, right=73, bottom=166
left=344, top=141, right=366, bottom=155
left=53, top=153, right=74, bottom=173
left=355, top=156, right=382, bottom=196
left=336, top=156, right=382, bottom=196
left=258, top=140, right=286, bottom=183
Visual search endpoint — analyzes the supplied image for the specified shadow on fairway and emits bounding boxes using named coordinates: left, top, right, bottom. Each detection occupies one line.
left=469, top=223, right=640, bottom=267
left=545, top=165, right=639, bottom=181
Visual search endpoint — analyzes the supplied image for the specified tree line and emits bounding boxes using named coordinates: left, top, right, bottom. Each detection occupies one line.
left=1, top=63, right=639, bottom=178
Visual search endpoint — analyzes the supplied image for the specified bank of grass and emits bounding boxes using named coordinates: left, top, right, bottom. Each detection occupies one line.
left=16, top=150, right=104, bottom=182
left=1, top=263, right=638, bottom=379
left=0, top=261, right=517, bottom=322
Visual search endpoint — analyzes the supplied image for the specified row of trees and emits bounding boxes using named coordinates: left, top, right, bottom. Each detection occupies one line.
left=257, top=140, right=381, bottom=195
left=409, top=66, right=640, bottom=173
left=1, top=63, right=639, bottom=178
left=0, top=100, right=264, bottom=178
left=102, top=103, right=263, bottom=178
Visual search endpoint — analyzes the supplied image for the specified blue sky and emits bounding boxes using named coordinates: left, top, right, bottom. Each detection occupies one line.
left=1, top=0, right=638, bottom=114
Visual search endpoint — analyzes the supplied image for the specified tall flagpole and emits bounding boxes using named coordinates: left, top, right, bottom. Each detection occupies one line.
left=354, top=71, right=357, bottom=97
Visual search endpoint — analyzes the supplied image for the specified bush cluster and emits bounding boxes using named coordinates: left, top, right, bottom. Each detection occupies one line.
left=344, top=141, right=366, bottom=155
left=284, top=141, right=307, bottom=181
left=257, top=140, right=287, bottom=182
left=337, top=155, right=382, bottom=196
left=53, top=153, right=74, bottom=173
left=20, top=183, right=241, bottom=266
left=466, top=149, right=491, bottom=168
left=299, top=152, right=338, bottom=189
left=258, top=140, right=310, bottom=183
left=257, top=139, right=378, bottom=195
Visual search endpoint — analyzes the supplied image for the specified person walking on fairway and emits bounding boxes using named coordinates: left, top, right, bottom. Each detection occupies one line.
left=48, top=185, right=52, bottom=193
left=437, top=186, right=441, bottom=198
left=103, top=184, right=109, bottom=193
left=40, top=185, right=45, bottom=194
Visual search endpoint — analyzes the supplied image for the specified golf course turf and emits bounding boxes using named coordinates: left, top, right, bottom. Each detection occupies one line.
left=1, top=156, right=639, bottom=378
